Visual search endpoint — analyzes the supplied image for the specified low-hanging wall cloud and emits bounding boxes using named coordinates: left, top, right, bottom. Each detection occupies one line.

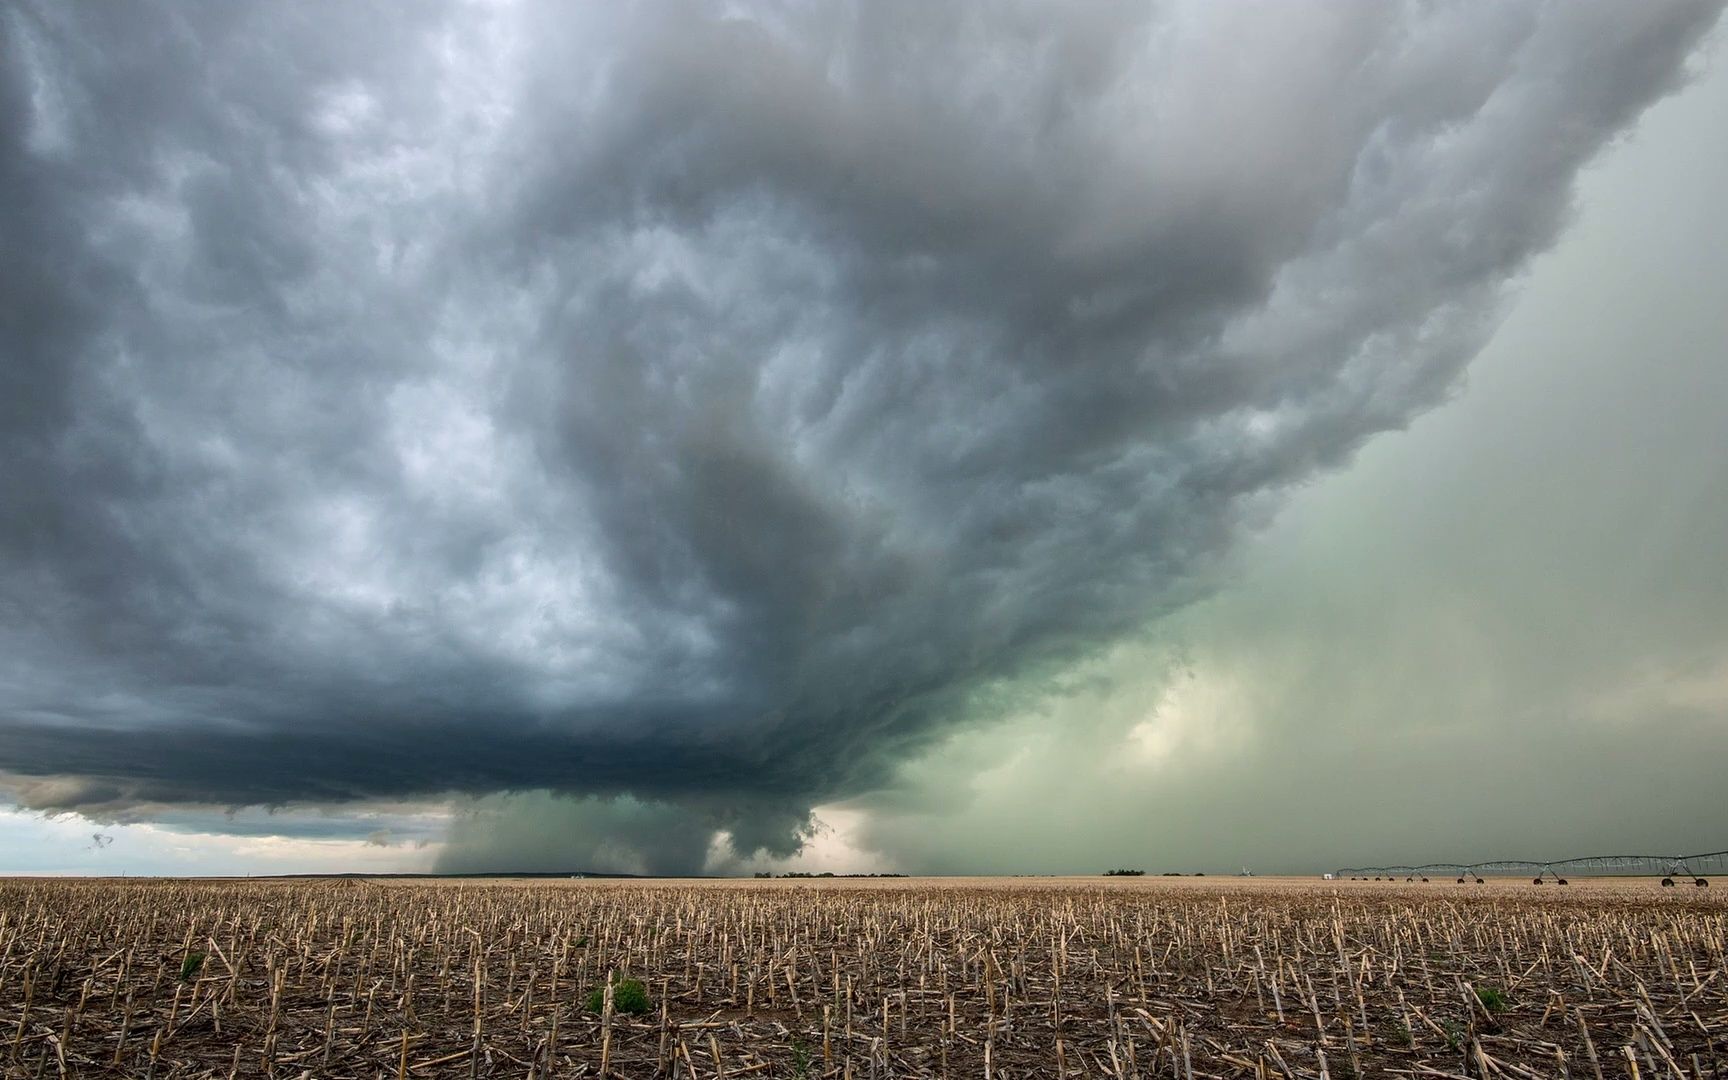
left=2, top=1, right=1722, bottom=868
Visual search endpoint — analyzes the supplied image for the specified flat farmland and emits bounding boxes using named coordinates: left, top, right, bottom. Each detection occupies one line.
left=0, top=876, right=1721, bottom=1078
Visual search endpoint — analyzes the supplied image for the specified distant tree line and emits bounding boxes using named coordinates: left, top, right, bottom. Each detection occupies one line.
left=1101, top=869, right=1209, bottom=877
left=752, top=872, right=908, bottom=879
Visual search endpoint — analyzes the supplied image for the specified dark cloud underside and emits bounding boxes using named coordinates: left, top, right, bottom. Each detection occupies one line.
left=1, top=1, right=1721, bottom=865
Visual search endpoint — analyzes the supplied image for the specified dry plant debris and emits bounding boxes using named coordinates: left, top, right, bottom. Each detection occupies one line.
left=0, top=876, right=1722, bottom=1078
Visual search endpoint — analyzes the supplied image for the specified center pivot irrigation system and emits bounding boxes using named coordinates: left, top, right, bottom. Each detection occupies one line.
left=1334, top=848, right=1726, bottom=886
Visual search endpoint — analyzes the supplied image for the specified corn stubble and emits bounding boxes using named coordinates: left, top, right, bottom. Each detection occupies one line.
left=0, top=876, right=1721, bottom=1077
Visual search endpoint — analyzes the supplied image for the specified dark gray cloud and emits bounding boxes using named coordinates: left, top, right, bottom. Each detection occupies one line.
left=437, top=791, right=817, bottom=877
left=2, top=1, right=1721, bottom=869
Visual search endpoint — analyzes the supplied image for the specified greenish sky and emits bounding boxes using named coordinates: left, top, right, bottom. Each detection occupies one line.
left=834, top=49, right=1728, bottom=874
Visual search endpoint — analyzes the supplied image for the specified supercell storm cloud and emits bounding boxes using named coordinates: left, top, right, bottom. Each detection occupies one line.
left=1, top=2, right=1722, bottom=862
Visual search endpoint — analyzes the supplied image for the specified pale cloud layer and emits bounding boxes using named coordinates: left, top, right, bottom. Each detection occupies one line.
left=0, top=808, right=440, bottom=876
left=1, top=2, right=1723, bottom=874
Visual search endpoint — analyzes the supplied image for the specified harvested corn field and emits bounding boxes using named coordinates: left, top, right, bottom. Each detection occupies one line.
left=0, top=876, right=1722, bottom=1078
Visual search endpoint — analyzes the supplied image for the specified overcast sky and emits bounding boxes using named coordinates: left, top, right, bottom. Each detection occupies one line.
left=3, top=2, right=1724, bottom=876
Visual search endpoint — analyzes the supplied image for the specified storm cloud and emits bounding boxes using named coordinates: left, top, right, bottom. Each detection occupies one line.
left=2, top=1, right=1722, bottom=868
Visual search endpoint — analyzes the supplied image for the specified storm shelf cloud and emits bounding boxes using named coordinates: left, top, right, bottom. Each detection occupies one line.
left=1, top=1, right=1723, bottom=872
